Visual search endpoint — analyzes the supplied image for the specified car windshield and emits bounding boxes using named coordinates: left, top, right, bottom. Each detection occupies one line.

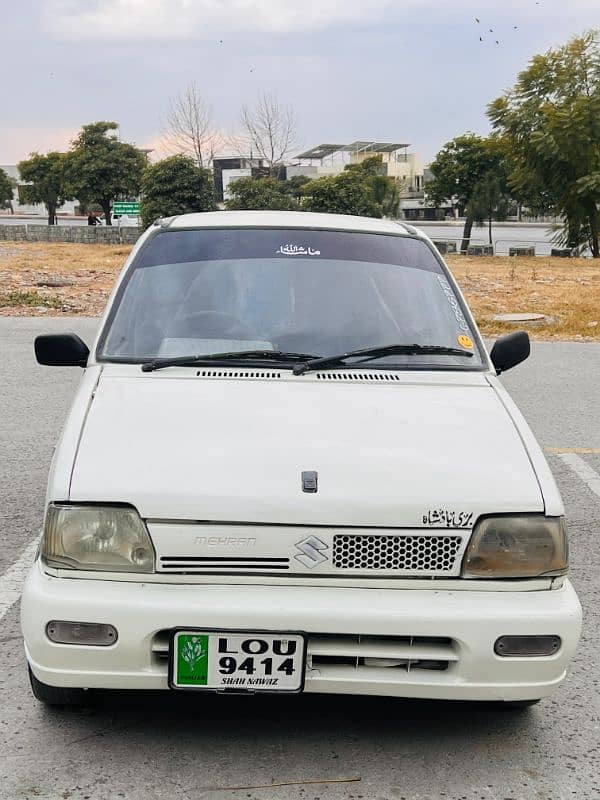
left=98, top=227, right=484, bottom=369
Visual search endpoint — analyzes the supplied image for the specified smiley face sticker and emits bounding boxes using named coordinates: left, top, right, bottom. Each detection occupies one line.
left=458, top=334, right=474, bottom=349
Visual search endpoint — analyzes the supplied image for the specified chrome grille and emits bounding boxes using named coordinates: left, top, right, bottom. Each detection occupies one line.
left=333, top=533, right=462, bottom=572
left=149, top=523, right=468, bottom=579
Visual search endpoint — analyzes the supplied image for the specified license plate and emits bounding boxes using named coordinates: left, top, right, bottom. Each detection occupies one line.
left=170, top=630, right=306, bottom=692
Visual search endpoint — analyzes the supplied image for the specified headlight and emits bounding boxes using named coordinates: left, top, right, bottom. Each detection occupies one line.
left=462, top=515, right=568, bottom=579
left=42, top=504, right=155, bottom=573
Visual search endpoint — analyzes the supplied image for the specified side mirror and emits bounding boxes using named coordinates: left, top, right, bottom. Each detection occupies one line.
left=490, top=331, right=530, bottom=374
left=34, top=333, right=90, bottom=367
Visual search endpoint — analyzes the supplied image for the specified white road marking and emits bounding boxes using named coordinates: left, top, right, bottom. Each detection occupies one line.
left=546, top=448, right=600, bottom=455
left=0, top=540, right=39, bottom=622
left=558, top=452, right=600, bottom=499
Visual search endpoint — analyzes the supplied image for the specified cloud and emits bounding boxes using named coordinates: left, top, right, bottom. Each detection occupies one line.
left=46, top=0, right=397, bottom=39
left=45, top=0, right=600, bottom=41
left=141, top=135, right=172, bottom=163
left=0, top=126, right=79, bottom=164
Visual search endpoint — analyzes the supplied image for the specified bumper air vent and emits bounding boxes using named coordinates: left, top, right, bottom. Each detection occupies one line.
left=307, top=634, right=458, bottom=674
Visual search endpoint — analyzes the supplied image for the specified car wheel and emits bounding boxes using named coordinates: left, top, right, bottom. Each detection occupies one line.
left=28, top=666, right=89, bottom=707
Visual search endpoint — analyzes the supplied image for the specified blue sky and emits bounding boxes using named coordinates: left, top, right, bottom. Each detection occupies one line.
left=1, top=0, right=597, bottom=164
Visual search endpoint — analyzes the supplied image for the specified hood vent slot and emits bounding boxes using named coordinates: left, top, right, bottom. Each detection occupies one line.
left=196, top=369, right=283, bottom=379
left=316, top=371, right=402, bottom=381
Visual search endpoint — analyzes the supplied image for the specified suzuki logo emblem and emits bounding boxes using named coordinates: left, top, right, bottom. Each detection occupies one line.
left=294, top=535, right=329, bottom=568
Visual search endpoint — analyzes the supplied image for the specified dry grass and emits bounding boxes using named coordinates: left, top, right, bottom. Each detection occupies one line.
left=0, top=242, right=129, bottom=316
left=0, top=242, right=599, bottom=340
left=447, top=255, right=600, bottom=340
left=0, top=290, right=64, bottom=309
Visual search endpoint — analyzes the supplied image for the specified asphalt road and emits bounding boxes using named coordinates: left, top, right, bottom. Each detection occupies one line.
left=1, top=317, right=600, bottom=800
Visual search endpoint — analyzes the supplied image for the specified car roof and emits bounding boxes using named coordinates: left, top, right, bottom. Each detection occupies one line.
left=165, top=210, right=424, bottom=238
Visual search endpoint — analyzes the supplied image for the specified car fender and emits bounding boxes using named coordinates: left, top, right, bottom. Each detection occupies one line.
left=45, top=366, right=103, bottom=504
left=487, top=375, right=563, bottom=517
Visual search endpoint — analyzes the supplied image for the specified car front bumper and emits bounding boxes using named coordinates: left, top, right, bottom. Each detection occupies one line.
left=21, top=563, right=582, bottom=702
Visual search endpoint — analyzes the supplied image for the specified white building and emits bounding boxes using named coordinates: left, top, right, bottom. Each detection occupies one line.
left=212, top=156, right=270, bottom=203
left=0, top=165, right=77, bottom=217
left=288, top=142, right=425, bottom=193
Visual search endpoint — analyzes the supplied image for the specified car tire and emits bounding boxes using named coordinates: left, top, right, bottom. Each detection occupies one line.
left=28, top=666, right=89, bottom=707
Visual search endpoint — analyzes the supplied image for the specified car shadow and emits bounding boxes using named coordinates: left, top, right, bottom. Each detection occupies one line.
left=30, top=689, right=552, bottom=798
left=54, top=688, right=539, bottom=740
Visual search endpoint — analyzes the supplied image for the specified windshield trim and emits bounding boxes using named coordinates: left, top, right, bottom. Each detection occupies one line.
left=94, top=225, right=490, bottom=372
left=102, top=358, right=487, bottom=374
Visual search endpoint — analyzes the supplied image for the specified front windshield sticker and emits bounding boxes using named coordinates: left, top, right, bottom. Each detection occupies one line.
left=423, top=510, right=474, bottom=528
left=436, top=275, right=470, bottom=332
left=277, top=244, right=321, bottom=256
left=457, top=334, right=474, bottom=349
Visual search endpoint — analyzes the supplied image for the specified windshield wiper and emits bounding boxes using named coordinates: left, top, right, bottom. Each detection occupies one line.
left=141, top=350, right=316, bottom=373
left=293, top=343, right=474, bottom=375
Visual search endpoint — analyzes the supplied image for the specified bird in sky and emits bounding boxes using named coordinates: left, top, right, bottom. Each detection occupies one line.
left=473, top=16, right=522, bottom=45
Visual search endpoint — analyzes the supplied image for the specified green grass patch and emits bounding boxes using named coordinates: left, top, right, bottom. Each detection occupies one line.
left=0, top=290, right=64, bottom=309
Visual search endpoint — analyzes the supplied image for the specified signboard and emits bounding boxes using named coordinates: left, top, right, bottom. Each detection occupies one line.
left=113, top=201, right=140, bottom=216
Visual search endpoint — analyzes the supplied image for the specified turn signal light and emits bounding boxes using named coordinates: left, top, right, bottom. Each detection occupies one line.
left=494, top=635, right=561, bottom=657
left=46, top=621, right=118, bottom=646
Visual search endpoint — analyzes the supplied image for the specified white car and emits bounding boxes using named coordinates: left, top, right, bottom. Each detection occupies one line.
left=23, top=211, right=581, bottom=708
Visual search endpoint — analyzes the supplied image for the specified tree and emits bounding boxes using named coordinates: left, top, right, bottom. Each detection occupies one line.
left=0, top=168, right=15, bottom=211
left=301, top=174, right=380, bottom=217
left=466, top=138, right=512, bottom=243
left=281, top=174, right=311, bottom=201
left=301, top=156, right=398, bottom=218
left=163, top=82, right=221, bottom=168
left=140, top=155, right=216, bottom=228
left=426, top=133, right=508, bottom=252
left=64, top=122, right=147, bottom=225
left=240, top=92, right=298, bottom=174
left=302, top=172, right=381, bottom=217
left=17, top=152, right=71, bottom=225
left=225, top=176, right=298, bottom=211
left=344, top=156, right=384, bottom=178
left=372, top=175, right=404, bottom=219
left=488, top=31, right=600, bottom=257
left=468, top=172, right=510, bottom=244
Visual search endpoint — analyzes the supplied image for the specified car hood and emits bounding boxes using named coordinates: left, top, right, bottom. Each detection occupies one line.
left=69, top=370, right=544, bottom=526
